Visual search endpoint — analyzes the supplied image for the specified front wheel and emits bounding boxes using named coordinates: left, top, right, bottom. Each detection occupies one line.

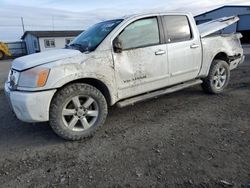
left=201, top=59, right=230, bottom=94
left=50, top=83, right=108, bottom=140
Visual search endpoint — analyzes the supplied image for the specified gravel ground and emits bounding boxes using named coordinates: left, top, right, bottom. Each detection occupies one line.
left=0, top=56, right=249, bottom=188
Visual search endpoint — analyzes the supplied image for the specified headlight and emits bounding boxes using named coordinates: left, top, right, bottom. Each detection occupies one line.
left=9, top=69, right=20, bottom=90
left=18, top=67, right=50, bottom=88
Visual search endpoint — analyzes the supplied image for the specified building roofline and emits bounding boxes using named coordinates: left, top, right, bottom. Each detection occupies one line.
left=195, top=5, right=250, bottom=17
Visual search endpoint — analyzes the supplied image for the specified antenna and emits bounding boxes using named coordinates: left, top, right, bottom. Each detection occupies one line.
left=21, top=17, right=25, bottom=33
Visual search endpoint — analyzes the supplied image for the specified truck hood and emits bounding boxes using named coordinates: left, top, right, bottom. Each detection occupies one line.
left=198, top=16, right=239, bottom=38
left=12, top=49, right=81, bottom=71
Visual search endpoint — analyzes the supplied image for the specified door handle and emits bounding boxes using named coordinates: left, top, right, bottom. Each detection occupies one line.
left=155, top=50, right=166, bottom=55
left=190, top=44, right=199, bottom=49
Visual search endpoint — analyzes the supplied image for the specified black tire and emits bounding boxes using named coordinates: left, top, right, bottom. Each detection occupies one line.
left=201, top=59, right=230, bottom=94
left=0, top=50, right=4, bottom=60
left=50, top=83, right=108, bottom=140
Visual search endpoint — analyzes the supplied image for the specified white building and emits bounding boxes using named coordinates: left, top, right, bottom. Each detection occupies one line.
left=21, top=30, right=83, bottom=54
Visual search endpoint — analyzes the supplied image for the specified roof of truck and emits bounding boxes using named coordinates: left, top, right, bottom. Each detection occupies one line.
left=122, top=11, right=192, bottom=18
left=117, top=11, right=193, bottom=23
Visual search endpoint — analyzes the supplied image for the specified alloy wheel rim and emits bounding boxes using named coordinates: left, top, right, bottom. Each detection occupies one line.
left=213, top=66, right=227, bottom=89
left=62, top=95, right=99, bottom=132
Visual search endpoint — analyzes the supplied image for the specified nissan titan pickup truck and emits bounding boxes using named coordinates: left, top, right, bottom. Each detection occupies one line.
left=5, top=12, right=245, bottom=140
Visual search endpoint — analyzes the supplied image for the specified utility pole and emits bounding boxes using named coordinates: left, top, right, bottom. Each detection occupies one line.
left=21, top=17, right=25, bottom=34
left=52, top=16, right=55, bottom=31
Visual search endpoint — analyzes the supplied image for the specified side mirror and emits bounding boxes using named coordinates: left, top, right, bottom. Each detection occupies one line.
left=113, top=37, right=123, bottom=53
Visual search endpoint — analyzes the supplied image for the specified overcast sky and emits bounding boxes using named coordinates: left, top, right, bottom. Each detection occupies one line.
left=0, top=0, right=250, bottom=41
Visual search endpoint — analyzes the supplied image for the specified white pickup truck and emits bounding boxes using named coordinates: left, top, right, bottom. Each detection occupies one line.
left=5, top=12, right=244, bottom=140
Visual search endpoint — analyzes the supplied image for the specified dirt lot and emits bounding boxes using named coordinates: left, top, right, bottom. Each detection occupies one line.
left=0, top=56, right=249, bottom=188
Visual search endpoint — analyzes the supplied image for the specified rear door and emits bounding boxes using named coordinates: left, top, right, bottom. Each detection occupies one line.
left=162, top=15, right=202, bottom=85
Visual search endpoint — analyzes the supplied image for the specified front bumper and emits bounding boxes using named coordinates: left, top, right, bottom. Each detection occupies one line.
left=4, top=82, right=56, bottom=123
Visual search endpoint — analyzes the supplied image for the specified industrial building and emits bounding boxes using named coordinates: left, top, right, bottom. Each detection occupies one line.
left=195, top=5, right=250, bottom=43
left=21, top=30, right=83, bottom=54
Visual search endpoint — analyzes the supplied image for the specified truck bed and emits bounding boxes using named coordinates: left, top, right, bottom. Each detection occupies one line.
left=198, top=33, right=244, bottom=77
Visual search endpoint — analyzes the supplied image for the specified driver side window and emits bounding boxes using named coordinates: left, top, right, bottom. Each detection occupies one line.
left=118, top=17, right=160, bottom=50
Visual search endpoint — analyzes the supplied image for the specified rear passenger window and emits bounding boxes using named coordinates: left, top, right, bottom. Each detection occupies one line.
left=163, top=16, right=192, bottom=43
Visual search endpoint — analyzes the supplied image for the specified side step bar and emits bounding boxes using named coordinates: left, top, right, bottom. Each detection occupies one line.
left=116, top=79, right=203, bottom=108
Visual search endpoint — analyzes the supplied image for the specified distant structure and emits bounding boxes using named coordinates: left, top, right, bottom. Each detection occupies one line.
left=195, top=5, right=250, bottom=43
left=21, top=30, right=83, bottom=54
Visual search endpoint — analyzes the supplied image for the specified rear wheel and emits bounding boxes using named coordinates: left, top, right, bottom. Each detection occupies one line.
left=201, top=59, right=230, bottom=94
left=50, top=83, right=108, bottom=140
left=0, top=51, right=4, bottom=60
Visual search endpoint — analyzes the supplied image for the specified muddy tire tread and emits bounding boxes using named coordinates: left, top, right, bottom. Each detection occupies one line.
left=50, top=83, right=108, bottom=141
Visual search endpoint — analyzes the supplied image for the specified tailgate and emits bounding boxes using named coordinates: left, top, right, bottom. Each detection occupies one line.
left=198, top=16, right=239, bottom=38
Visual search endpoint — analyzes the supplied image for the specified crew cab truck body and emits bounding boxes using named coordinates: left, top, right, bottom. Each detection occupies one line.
left=5, top=12, right=244, bottom=140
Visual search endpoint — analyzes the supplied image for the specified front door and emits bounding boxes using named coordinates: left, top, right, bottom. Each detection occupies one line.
left=112, top=17, right=169, bottom=99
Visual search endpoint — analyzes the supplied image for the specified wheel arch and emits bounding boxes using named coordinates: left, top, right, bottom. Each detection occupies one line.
left=212, top=52, right=230, bottom=64
left=205, top=51, right=230, bottom=76
left=59, top=78, right=113, bottom=106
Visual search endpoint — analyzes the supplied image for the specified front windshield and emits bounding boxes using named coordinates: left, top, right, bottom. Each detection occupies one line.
left=68, top=19, right=123, bottom=52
